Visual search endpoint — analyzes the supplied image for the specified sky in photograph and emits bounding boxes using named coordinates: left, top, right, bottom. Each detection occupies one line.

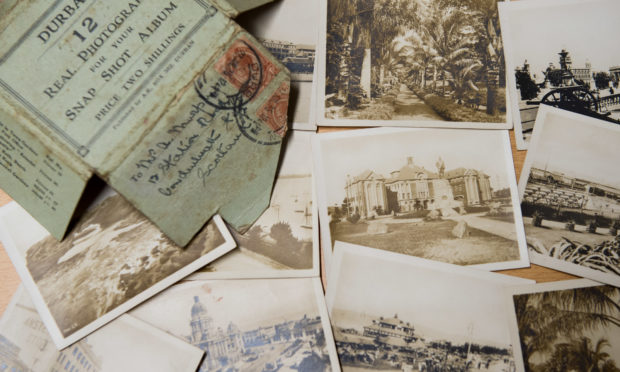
left=87, top=316, right=200, bottom=371
left=528, top=112, right=620, bottom=188
left=237, top=0, right=318, bottom=46
left=320, top=129, right=513, bottom=206
left=278, top=131, right=313, bottom=176
left=130, top=279, right=320, bottom=339
left=503, top=0, right=620, bottom=77
left=330, top=249, right=526, bottom=347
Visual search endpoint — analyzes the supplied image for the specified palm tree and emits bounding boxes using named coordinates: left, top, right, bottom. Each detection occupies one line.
left=392, top=30, right=436, bottom=89
left=420, top=5, right=475, bottom=96
left=514, top=286, right=620, bottom=371
left=544, top=337, right=618, bottom=372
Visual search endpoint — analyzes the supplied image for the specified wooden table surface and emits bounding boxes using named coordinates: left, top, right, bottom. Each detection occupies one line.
left=0, top=129, right=578, bottom=318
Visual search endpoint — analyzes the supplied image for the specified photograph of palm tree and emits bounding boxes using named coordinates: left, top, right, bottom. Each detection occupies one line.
left=509, top=280, right=620, bottom=372
left=319, top=0, right=508, bottom=127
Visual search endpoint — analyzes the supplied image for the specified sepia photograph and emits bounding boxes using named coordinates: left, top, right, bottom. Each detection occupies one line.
left=505, top=279, right=620, bottom=372
left=193, top=131, right=318, bottom=279
left=500, top=0, right=620, bottom=149
left=237, top=0, right=319, bottom=130
left=518, top=106, right=620, bottom=287
left=316, top=0, right=510, bottom=128
left=131, top=278, right=341, bottom=372
left=0, top=286, right=204, bottom=372
left=0, top=192, right=235, bottom=348
left=313, top=127, right=528, bottom=272
left=325, top=242, right=532, bottom=372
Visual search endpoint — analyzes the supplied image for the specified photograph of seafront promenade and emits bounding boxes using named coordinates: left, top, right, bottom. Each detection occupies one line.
left=519, top=107, right=620, bottom=286
left=0, top=192, right=233, bottom=346
left=319, top=0, right=509, bottom=127
left=500, top=0, right=620, bottom=148
left=314, top=128, right=527, bottom=270
left=238, top=0, right=318, bottom=130
left=326, top=244, right=528, bottom=372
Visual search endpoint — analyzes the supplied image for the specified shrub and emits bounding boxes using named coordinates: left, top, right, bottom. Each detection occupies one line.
left=394, top=210, right=430, bottom=219
left=347, top=213, right=361, bottom=224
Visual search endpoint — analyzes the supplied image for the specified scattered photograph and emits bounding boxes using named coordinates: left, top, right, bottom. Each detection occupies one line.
left=499, top=0, right=620, bottom=149
left=326, top=241, right=532, bottom=372
left=0, top=286, right=204, bottom=372
left=130, top=278, right=341, bottom=372
left=518, top=106, right=620, bottom=287
left=0, top=193, right=235, bottom=348
left=313, top=127, right=528, bottom=272
left=237, top=0, right=319, bottom=130
left=316, top=0, right=510, bottom=128
left=505, top=279, right=620, bottom=372
left=192, top=131, right=318, bottom=279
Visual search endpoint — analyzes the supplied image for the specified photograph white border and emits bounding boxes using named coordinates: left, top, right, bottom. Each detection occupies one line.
left=503, top=279, right=605, bottom=372
left=500, top=0, right=611, bottom=150
left=313, top=127, right=529, bottom=278
left=517, top=105, right=620, bottom=287
left=187, top=177, right=320, bottom=279
left=326, top=241, right=534, bottom=311
left=314, top=0, right=512, bottom=129
left=0, top=201, right=236, bottom=349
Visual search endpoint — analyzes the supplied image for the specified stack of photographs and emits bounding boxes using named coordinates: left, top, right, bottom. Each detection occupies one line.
left=2, top=0, right=620, bottom=371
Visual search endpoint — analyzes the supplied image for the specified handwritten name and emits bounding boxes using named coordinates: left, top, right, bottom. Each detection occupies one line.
left=157, top=129, right=226, bottom=196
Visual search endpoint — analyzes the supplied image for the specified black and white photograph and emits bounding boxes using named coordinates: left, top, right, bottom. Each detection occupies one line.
left=316, top=0, right=510, bottom=128
left=0, top=194, right=235, bottom=348
left=518, top=106, right=620, bottom=287
left=325, top=242, right=532, bottom=372
left=499, top=0, right=620, bottom=149
left=193, top=131, right=319, bottom=279
left=0, top=286, right=204, bottom=372
left=313, top=127, right=528, bottom=272
left=130, top=278, right=341, bottom=372
left=237, top=0, right=319, bottom=131
left=505, top=279, right=620, bottom=372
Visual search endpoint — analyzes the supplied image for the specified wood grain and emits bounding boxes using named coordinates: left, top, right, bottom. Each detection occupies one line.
left=0, top=128, right=578, bottom=318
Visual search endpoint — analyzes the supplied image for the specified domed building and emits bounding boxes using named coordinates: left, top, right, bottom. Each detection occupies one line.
left=188, top=296, right=244, bottom=371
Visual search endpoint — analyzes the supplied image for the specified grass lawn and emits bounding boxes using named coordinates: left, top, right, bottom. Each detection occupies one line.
left=331, top=219, right=520, bottom=265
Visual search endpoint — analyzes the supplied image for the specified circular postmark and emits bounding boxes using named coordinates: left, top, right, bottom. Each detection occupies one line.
left=233, top=102, right=282, bottom=146
left=194, top=40, right=263, bottom=111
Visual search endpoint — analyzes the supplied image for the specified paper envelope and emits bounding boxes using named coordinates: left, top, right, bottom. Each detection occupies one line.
left=0, top=0, right=289, bottom=246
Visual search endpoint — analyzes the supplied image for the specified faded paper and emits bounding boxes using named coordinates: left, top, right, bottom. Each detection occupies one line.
left=0, top=108, right=91, bottom=240
left=326, top=242, right=532, bottom=372
left=0, top=0, right=289, bottom=246
left=0, top=286, right=204, bottom=371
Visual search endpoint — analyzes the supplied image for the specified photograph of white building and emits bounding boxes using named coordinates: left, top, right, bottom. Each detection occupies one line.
left=314, top=128, right=528, bottom=271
